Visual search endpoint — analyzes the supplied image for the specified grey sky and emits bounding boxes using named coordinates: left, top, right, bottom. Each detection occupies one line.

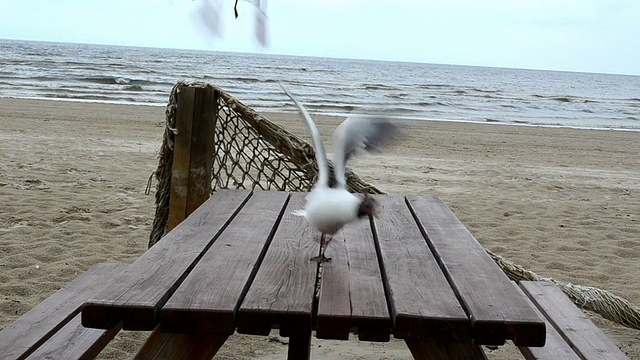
left=1, top=0, right=639, bottom=75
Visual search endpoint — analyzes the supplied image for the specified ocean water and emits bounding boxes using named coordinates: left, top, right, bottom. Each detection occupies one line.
left=1, top=39, right=639, bottom=131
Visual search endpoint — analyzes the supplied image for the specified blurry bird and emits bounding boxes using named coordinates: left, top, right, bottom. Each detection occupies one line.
left=280, top=84, right=399, bottom=262
left=194, top=0, right=268, bottom=47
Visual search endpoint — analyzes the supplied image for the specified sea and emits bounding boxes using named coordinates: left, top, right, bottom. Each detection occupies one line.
left=1, top=39, right=639, bottom=131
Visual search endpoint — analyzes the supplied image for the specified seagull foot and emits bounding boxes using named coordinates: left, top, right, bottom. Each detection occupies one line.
left=310, top=255, right=331, bottom=263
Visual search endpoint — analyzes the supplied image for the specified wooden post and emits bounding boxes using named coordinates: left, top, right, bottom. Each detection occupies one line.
left=136, top=85, right=226, bottom=360
left=167, top=84, right=217, bottom=231
left=135, top=328, right=228, bottom=360
left=404, top=338, right=488, bottom=360
left=288, top=331, right=312, bottom=360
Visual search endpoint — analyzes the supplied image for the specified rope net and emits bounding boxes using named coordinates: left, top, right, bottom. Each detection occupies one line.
left=149, top=81, right=640, bottom=332
left=212, top=91, right=312, bottom=192
left=149, top=81, right=381, bottom=247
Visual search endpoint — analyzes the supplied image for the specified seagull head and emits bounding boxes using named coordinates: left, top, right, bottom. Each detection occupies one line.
left=357, top=194, right=377, bottom=219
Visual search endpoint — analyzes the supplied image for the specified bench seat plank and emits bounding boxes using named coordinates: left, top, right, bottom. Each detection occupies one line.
left=82, top=189, right=252, bottom=330
left=520, top=281, right=629, bottom=360
left=236, top=193, right=319, bottom=337
left=316, top=201, right=391, bottom=342
left=159, top=191, right=290, bottom=334
left=372, top=195, right=469, bottom=343
left=407, top=195, right=545, bottom=346
left=25, top=315, right=122, bottom=360
left=512, top=282, right=581, bottom=360
left=0, top=263, right=126, bottom=360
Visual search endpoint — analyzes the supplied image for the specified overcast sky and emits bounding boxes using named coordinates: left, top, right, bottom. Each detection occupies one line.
left=1, top=0, right=639, bottom=75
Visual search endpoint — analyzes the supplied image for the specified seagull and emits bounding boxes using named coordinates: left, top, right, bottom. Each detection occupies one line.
left=280, top=84, right=399, bottom=263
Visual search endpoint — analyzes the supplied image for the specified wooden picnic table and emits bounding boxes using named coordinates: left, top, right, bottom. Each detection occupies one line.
left=81, top=189, right=546, bottom=359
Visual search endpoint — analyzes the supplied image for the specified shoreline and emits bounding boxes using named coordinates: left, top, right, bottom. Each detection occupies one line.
left=2, top=96, right=638, bottom=133
left=1, top=97, right=639, bottom=359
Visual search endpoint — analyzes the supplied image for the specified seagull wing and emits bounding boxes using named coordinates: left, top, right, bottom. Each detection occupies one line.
left=280, top=84, right=329, bottom=188
left=333, top=115, right=399, bottom=189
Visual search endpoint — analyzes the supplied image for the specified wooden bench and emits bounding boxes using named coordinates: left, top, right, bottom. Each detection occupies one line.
left=517, top=280, right=629, bottom=360
left=0, top=263, right=126, bottom=360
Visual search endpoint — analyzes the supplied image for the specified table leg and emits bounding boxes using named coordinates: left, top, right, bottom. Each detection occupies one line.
left=404, top=338, right=487, bottom=360
left=134, top=326, right=229, bottom=360
left=287, top=330, right=312, bottom=360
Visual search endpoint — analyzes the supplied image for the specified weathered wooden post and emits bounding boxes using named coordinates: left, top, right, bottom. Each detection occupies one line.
left=166, top=84, right=217, bottom=231
left=136, top=84, right=227, bottom=360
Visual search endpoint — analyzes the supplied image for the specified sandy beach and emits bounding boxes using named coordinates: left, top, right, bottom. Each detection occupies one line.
left=1, top=98, right=639, bottom=359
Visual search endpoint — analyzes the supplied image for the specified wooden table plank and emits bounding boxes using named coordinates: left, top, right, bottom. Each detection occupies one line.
left=0, top=263, right=126, bottom=360
left=25, top=315, right=122, bottom=360
left=159, top=191, right=290, bottom=334
left=236, top=192, right=319, bottom=338
left=316, top=209, right=391, bottom=342
left=520, top=281, right=628, bottom=360
left=82, top=189, right=252, bottom=330
left=513, top=282, right=580, bottom=360
left=372, top=194, right=469, bottom=343
left=407, top=195, right=546, bottom=346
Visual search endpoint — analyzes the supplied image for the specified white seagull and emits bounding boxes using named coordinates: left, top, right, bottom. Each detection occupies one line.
left=280, top=84, right=399, bottom=262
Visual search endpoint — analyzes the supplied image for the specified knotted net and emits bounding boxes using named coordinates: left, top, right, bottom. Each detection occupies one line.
left=149, top=81, right=381, bottom=247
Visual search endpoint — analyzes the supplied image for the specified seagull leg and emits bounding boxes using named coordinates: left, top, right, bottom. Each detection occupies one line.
left=310, top=233, right=332, bottom=263
left=324, top=234, right=333, bottom=247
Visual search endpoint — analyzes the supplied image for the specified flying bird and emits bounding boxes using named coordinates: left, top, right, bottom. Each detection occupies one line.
left=194, top=0, right=268, bottom=47
left=280, top=84, right=399, bottom=262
